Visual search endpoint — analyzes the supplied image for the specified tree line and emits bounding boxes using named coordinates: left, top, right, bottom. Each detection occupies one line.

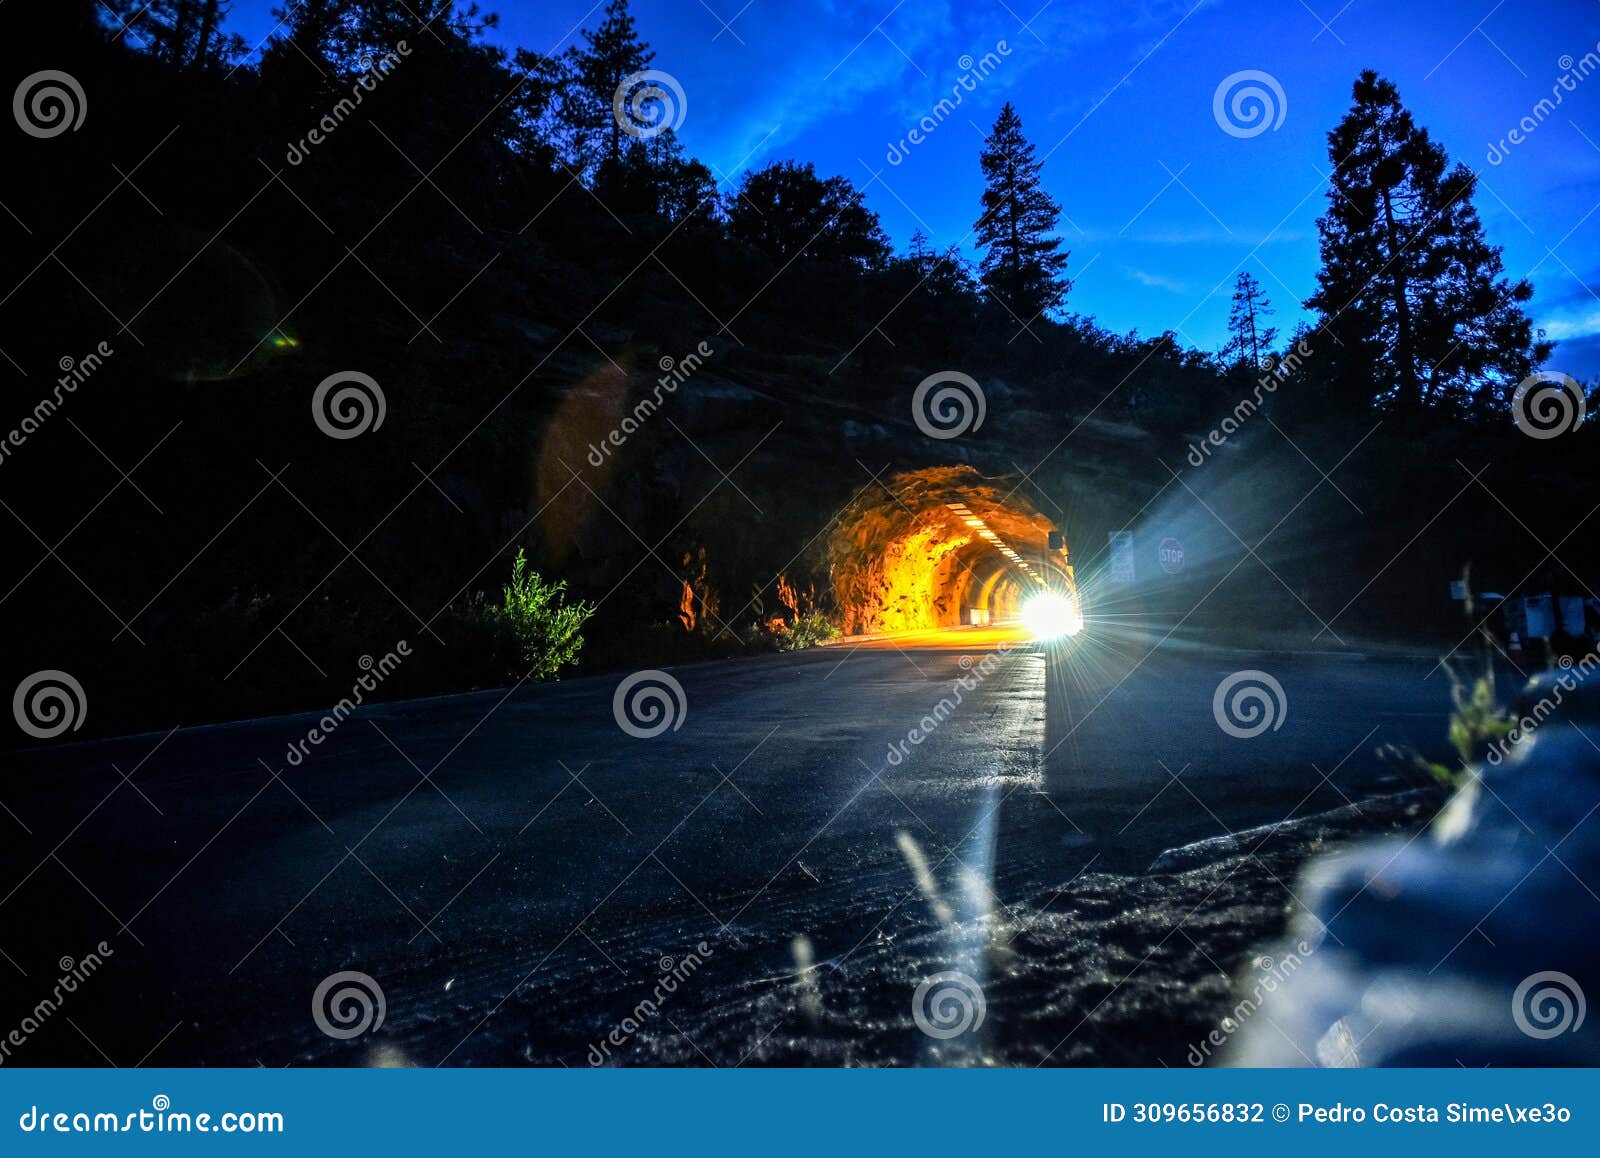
left=94, top=0, right=1555, bottom=424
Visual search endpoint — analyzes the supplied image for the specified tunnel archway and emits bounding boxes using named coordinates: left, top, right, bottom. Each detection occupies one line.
left=825, top=466, right=1069, bottom=635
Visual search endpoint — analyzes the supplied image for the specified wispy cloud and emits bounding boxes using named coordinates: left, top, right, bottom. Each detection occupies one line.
left=1542, top=305, right=1600, bottom=341
left=1124, top=266, right=1192, bottom=294
left=693, top=0, right=1217, bottom=180
left=1077, top=225, right=1310, bottom=245
left=697, top=0, right=957, bottom=176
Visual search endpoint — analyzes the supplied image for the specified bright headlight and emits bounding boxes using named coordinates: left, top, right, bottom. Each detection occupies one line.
left=1021, top=592, right=1082, bottom=639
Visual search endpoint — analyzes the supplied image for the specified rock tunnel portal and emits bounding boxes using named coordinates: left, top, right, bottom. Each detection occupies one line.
left=825, top=466, right=1071, bottom=636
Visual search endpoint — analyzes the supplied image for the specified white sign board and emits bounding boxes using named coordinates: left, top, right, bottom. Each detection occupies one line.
left=1108, top=531, right=1135, bottom=584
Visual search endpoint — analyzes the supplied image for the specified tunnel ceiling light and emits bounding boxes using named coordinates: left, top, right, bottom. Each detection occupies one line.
left=946, top=501, right=1047, bottom=586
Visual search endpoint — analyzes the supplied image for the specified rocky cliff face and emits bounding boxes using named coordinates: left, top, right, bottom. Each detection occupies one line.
left=542, top=358, right=1153, bottom=652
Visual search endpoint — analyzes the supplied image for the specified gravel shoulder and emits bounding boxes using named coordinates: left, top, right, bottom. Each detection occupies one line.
left=602, top=789, right=1447, bottom=1066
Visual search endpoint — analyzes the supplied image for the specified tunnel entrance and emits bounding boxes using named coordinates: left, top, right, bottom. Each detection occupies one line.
left=825, top=466, right=1067, bottom=636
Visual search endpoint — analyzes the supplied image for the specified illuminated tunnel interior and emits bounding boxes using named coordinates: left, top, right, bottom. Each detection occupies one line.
left=825, top=466, right=1069, bottom=636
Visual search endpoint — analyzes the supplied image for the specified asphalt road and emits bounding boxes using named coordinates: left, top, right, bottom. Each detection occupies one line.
left=0, top=626, right=1461, bottom=1066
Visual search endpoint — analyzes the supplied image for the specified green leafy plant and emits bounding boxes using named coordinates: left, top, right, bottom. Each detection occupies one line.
left=1402, top=568, right=1515, bottom=788
left=494, top=550, right=595, bottom=680
left=775, top=612, right=841, bottom=651
left=1408, top=653, right=1515, bottom=788
left=1444, top=665, right=1514, bottom=775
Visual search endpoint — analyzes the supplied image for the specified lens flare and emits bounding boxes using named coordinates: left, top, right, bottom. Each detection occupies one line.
left=1021, top=592, right=1081, bottom=639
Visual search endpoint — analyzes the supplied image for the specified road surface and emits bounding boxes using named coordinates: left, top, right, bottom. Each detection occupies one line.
left=0, top=626, right=1459, bottom=1066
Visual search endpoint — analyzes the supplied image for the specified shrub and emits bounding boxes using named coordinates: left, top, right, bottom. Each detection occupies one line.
left=492, top=550, right=596, bottom=680
left=776, top=612, right=841, bottom=651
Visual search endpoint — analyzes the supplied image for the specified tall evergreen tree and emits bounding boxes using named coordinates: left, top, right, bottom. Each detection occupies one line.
left=569, top=0, right=654, bottom=177
left=1305, top=71, right=1549, bottom=415
left=1222, top=271, right=1277, bottom=372
left=974, top=102, right=1069, bottom=321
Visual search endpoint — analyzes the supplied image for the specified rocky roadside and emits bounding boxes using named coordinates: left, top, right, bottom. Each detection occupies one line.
left=620, top=788, right=1447, bottom=1066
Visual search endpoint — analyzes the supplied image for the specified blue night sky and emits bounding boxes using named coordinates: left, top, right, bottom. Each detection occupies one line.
left=228, top=0, right=1600, bottom=377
